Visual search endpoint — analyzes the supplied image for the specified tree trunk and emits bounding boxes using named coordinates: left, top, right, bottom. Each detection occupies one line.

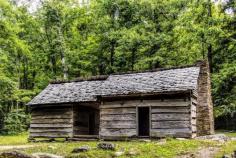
left=207, top=0, right=213, bottom=73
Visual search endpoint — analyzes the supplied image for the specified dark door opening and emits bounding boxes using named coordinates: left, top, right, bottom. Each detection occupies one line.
left=138, top=107, right=150, bottom=136
left=89, top=112, right=95, bottom=135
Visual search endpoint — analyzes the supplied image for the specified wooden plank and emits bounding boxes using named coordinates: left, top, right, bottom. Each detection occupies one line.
left=101, top=120, right=135, bottom=126
left=141, top=100, right=190, bottom=107
left=192, top=125, right=197, bottom=132
left=102, top=100, right=140, bottom=106
left=30, top=128, right=72, bottom=133
left=101, top=114, right=136, bottom=121
left=100, top=108, right=136, bottom=115
left=30, top=124, right=72, bottom=128
left=191, top=118, right=196, bottom=125
left=32, top=111, right=72, bottom=117
left=101, top=100, right=190, bottom=108
left=152, top=114, right=190, bottom=121
left=101, top=120, right=136, bottom=129
left=151, top=107, right=189, bottom=113
left=191, top=111, right=196, bottom=118
left=152, top=121, right=190, bottom=129
left=31, top=118, right=72, bottom=124
left=150, top=128, right=191, bottom=138
left=31, top=114, right=72, bottom=119
left=30, top=133, right=72, bottom=138
left=100, top=128, right=137, bottom=137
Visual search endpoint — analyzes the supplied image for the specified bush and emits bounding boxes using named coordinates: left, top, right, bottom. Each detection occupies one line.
left=3, top=109, right=30, bottom=135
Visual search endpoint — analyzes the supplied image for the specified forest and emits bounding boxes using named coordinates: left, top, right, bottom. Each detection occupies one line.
left=0, top=0, right=235, bottom=134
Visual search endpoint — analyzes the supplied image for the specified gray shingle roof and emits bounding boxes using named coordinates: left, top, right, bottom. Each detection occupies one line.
left=28, top=66, right=200, bottom=105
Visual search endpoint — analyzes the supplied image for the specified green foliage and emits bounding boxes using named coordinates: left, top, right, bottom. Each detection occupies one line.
left=3, top=109, right=30, bottom=135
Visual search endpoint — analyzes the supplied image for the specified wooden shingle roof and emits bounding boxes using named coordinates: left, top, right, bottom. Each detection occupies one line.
left=28, top=66, right=200, bottom=105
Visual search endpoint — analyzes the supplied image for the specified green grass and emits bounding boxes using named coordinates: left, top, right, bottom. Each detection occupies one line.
left=24, top=139, right=217, bottom=158
left=215, top=141, right=236, bottom=158
left=0, top=133, right=218, bottom=158
left=219, top=131, right=236, bottom=138
left=0, top=133, right=29, bottom=145
left=214, top=131, right=236, bottom=158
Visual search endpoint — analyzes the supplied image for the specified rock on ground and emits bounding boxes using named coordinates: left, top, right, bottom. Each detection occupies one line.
left=176, top=147, right=219, bottom=158
left=31, top=153, right=64, bottom=158
left=0, top=151, right=34, bottom=158
left=114, top=151, right=124, bottom=157
left=97, top=142, right=116, bottom=150
left=0, top=145, right=38, bottom=151
left=195, top=134, right=229, bottom=142
left=71, top=145, right=91, bottom=153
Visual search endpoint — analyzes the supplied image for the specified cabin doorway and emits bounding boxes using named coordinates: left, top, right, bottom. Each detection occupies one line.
left=73, top=106, right=99, bottom=137
left=138, top=107, right=150, bottom=136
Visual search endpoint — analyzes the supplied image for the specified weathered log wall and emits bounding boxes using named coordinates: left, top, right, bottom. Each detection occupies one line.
left=150, top=99, right=192, bottom=138
left=100, top=101, right=138, bottom=138
left=30, top=105, right=73, bottom=138
left=100, top=98, right=194, bottom=139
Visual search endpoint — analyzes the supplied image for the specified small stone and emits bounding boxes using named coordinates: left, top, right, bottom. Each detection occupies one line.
left=0, top=151, right=34, bottom=158
left=126, top=149, right=139, bottom=156
left=231, top=137, right=236, bottom=141
left=139, top=139, right=151, bottom=142
left=195, top=134, right=229, bottom=142
left=157, top=139, right=166, bottom=145
left=48, top=146, right=56, bottom=150
left=97, top=142, right=116, bottom=150
left=71, top=145, right=91, bottom=153
left=114, top=151, right=124, bottom=157
left=176, top=138, right=187, bottom=141
left=222, top=155, right=231, bottom=158
left=31, top=153, right=63, bottom=158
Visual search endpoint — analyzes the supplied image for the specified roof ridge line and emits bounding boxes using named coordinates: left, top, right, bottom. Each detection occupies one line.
left=50, top=62, right=201, bottom=84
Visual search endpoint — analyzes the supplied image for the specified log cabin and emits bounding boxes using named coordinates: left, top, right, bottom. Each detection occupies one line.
left=27, top=61, right=214, bottom=140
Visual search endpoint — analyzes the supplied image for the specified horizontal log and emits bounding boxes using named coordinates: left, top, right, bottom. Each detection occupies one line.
left=102, top=100, right=140, bottom=106
left=152, top=121, right=190, bottom=129
left=101, top=123, right=136, bottom=129
left=101, top=114, right=136, bottom=121
left=150, top=128, right=192, bottom=138
left=142, top=100, right=190, bottom=107
left=152, top=114, right=190, bottom=121
left=30, top=133, right=72, bottom=138
left=31, top=105, right=72, bottom=109
left=100, top=136, right=137, bottom=141
left=73, top=135, right=99, bottom=138
left=32, top=114, right=72, bottom=119
left=101, top=120, right=136, bottom=126
left=32, top=111, right=72, bottom=117
left=29, top=128, right=72, bottom=133
left=100, top=108, right=136, bottom=115
left=30, top=124, right=72, bottom=128
left=151, top=107, right=189, bottom=113
left=101, top=100, right=190, bottom=108
left=100, top=128, right=137, bottom=137
left=31, top=118, right=72, bottom=124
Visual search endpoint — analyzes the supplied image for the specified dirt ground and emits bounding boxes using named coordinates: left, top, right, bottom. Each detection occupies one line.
left=0, top=145, right=37, bottom=151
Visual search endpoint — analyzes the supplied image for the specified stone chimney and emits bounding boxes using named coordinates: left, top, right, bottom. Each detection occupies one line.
left=195, top=60, right=214, bottom=136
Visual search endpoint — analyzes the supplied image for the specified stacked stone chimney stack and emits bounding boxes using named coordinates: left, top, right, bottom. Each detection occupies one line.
left=195, top=60, right=214, bottom=136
